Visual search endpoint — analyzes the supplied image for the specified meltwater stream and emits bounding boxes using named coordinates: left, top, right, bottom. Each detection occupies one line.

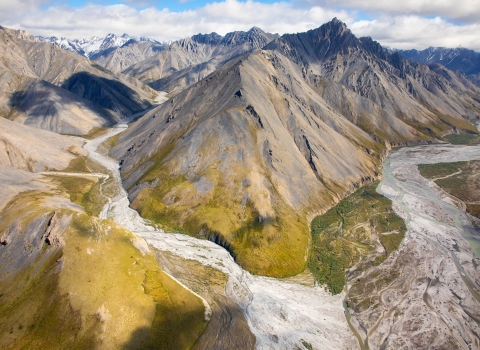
left=83, top=120, right=356, bottom=349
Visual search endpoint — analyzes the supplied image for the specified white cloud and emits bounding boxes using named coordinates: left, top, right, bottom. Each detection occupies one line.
left=2, top=1, right=352, bottom=40
left=0, top=0, right=50, bottom=24
left=1, top=0, right=479, bottom=52
left=304, top=0, right=480, bottom=23
left=350, top=16, right=480, bottom=51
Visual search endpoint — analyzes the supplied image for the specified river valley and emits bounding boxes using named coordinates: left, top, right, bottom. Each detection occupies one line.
left=84, top=113, right=480, bottom=349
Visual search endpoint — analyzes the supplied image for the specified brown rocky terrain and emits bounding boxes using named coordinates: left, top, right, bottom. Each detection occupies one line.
left=0, top=26, right=156, bottom=135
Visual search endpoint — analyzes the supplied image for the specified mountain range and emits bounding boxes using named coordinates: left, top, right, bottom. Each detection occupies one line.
left=0, top=25, right=156, bottom=135
left=38, top=33, right=168, bottom=73
left=122, top=27, right=279, bottom=94
left=396, top=46, right=480, bottom=86
left=1, top=18, right=480, bottom=350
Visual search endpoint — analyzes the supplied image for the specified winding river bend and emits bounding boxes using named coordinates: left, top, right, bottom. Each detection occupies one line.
left=84, top=118, right=356, bottom=349
left=84, top=110, right=480, bottom=349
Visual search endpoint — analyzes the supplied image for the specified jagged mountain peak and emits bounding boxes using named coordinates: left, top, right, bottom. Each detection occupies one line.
left=191, top=32, right=223, bottom=45
left=266, top=18, right=360, bottom=62
left=221, top=26, right=277, bottom=47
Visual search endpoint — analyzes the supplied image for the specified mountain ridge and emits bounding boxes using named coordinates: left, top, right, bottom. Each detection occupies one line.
left=122, top=26, right=279, bottom=93
left=396, top=46, right=480, bottom=86
left=0, top=25, right=156, bottom=135
left=110, top=19, right=480, bottom=277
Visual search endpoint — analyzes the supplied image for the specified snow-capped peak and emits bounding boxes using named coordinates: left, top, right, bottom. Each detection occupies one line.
left=37, top=33, right=159, bottom=58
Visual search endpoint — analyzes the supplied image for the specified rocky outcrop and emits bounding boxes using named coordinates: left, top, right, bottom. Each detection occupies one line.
left=42, top=211, right=63, bottom=246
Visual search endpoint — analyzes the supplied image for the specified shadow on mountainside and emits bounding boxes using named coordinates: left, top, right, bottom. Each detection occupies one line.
left=8, top=79, right=114, bottom=120
left=122, top=302, right=207, bottom=350
left=60, top=71, right=151, bottom=115
left=8, top=72, right=151, bottom=124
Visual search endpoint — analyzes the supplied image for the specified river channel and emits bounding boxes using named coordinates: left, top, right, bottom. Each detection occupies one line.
left=84, top=117, right=356, bottom=349
left=84, top=110, right=480, bottom=349
left=345, top=139, right=480, bottom=349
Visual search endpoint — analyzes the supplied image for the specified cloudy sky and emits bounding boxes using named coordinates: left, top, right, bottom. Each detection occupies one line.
left=2, top=0, right=480, bottom=50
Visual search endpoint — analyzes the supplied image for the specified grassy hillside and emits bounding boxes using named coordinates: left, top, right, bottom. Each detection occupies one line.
left=0, top=166, right=207, bottom=349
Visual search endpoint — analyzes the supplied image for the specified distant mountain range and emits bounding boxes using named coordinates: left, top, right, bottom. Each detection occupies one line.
left=37, top=28, right=278, bottom=77
left=37, top=33, right=168, bottom=73
left=37, top=30, right=480, bottom=90
left=123, top=26, right=279, bottom=93
left=396, top=47, right=480, bottom=86
left=37, top=33, right=165, bottom=59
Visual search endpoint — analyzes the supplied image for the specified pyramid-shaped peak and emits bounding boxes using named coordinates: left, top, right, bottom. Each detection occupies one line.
left=248, top=26, right=265, bottom=33
left=319, top=18, right=350, bottom=34
left=331, top=17, right=345, bottom=25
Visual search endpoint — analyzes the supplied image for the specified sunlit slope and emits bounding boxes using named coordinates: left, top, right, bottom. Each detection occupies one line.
left=0, top=164, right=207, bottom=349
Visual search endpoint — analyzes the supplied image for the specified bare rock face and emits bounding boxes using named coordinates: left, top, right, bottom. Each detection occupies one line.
left=123, top=27, right=278, bottom=94
left=265, top=18, right=480, bottom=137
left=112, top=19, right=480, bottom=278
left=42, top=211, right=65, bottom=246
left=0, top=26, right=155, bottom=135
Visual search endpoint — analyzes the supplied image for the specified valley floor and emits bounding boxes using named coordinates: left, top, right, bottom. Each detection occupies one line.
left=83, top=115, right=480, bottom=349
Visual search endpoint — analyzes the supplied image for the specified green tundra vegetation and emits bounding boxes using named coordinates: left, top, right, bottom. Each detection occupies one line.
left=444, top=133, right=480, bottom=146
left=418, top=160, right=480, bottom=218
left=417, top=161, right=468, bottom=179
left=0, top=158, right=207, bottom=349
left=308, top=182, right=406, bottom=294
left=128, top=141, right=311, bottom=278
